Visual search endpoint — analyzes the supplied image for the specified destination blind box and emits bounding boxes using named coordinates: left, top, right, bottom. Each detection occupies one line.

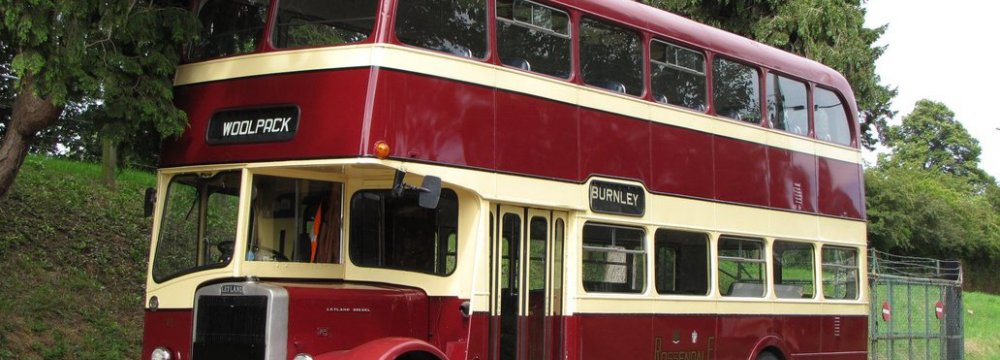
left=206, top=105, right=300, bottom=144
left=589, top=180, right=645, bottom=216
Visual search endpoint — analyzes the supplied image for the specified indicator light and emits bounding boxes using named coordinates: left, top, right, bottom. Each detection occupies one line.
left=374, top=141, right=391, bottom=159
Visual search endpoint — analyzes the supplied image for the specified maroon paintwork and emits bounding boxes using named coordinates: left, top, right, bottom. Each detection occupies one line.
left=284, top=283, right=430, bottom=356
left=166, top=69, right=865, bottom=220
left=142, top=310, right=193, bottom=360
left=149, top=0, right=870, bottom=358
left=575, top=314, right=868, bottom=360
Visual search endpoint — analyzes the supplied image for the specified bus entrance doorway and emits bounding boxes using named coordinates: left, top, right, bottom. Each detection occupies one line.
left=491, top=206, right=567, bottom=360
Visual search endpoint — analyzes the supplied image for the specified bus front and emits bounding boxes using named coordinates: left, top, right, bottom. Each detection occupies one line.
left=142, top=1, right=476, bottom=359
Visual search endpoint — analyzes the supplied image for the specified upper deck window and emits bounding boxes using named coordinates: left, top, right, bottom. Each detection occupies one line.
left=349, top=189, right=459, bottom=275
left=766, top=73, right=809, bottom=136
left=189, top=0, right=270, bottom=61
left=496, top=0, right=571, bottom=78
left=650, top=40, right=706, bottom=111
left=271, top=0, right=378, bottom=49
left=814, top=87, right=853, bottom=146
left=713, top=58, right=761, bottom=124
left=580, top=18, right=643, bottom=96
left=396, top=0, right=488, bottom=59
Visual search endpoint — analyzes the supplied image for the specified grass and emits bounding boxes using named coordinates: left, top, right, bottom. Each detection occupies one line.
left=0, top=155, right=154, bottom=359
left=965, top=292, right=1000, bottom=360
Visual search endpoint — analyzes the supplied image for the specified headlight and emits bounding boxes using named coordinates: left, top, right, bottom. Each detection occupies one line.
left=150, top=347, right=173, bottom=360
left=293, top=354, right=314, bottom=360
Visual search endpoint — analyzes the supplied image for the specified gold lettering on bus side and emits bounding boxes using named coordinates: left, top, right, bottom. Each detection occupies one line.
left=654, top=337, right=705, bottom=360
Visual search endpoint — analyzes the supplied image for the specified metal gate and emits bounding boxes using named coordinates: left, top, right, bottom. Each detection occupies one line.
left=868, top=249, right=964, bottom=360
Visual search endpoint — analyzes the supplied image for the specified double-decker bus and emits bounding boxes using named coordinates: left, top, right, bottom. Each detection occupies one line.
left=142, top=0, right=867, bottom=359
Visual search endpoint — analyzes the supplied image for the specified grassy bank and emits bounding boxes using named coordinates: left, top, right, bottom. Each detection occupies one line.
left=0, top=156, right=154, bottom=359
left=965, top=291, right=1000, bottom=360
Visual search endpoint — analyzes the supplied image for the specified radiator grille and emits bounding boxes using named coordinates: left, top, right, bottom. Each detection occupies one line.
left=192, top=295, right=268, bottom=360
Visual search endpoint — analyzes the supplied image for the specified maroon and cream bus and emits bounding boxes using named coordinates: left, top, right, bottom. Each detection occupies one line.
left=142, top=0, right=867, bottom=359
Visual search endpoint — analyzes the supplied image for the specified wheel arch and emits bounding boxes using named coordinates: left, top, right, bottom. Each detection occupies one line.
left=747, top=335, right=789, bottom=360
left=313, top=337, right=447, bottom=360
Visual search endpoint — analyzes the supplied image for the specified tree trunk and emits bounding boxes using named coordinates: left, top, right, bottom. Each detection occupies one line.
left=101, top=133, right=119, bottom=191
left=0, top=74, right=63, bottom=199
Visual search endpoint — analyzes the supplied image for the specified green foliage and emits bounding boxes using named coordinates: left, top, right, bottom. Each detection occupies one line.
left=644, top=0, right=896, bottom=149
left=882, top=99, right=994, bottom=187
left=866, top=166, right=1000, bottom=263
left=0, top=0, right=199, bottom=143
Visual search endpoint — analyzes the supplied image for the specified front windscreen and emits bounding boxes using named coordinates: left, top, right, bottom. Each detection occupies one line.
left=271, top=0, right=378, bottom=49
left=189, top=0, right=270, bottom=61
left=349, top=189, right=459, bottom=275
left=245, top=175, right=344, bottom=263
left=153, top=172, right=242, bottom=282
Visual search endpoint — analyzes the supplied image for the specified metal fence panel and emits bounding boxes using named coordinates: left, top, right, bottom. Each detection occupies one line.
left=868, top=249, right=964, bottom=360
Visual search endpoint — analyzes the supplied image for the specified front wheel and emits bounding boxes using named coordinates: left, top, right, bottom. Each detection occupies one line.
left=757, top=351, right=780, bottom=360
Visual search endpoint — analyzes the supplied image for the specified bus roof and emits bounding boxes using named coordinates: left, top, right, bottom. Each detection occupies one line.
left=555, top=0, right=859, bottom=115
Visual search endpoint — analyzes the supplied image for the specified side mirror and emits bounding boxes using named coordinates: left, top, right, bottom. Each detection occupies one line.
left=418, top=176, right=441, bottom=209
left=143, top=187, right=156, bottom=217
left=391, top=170, right=442, bottom=209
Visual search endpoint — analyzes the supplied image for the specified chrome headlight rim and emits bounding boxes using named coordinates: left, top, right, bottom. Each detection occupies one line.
left=150, top=347, right=173, bottom=360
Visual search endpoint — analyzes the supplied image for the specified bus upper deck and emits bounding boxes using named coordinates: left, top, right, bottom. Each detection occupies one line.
left=165, top=0, right=864, bottom=221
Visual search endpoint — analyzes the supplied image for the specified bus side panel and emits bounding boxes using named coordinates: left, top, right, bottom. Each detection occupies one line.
left=714, top=139, right=770, bottom=208
left=650, top=315, right=718, bottom=358
left=579, top=110, right=651, bottom=184
left=767, top=148, right=818, bottom=213
left=822, top=315, right=868, bottom=358
left=142, top=309, right=193, bottom=360
left=466, top=313, right=491, bottom=360
left=817, top=159, right=864, bottom=219
left=780, top=315, right=824, bottom=355
left=650, top=123, right=716, bottom=199
left=163, top=69, right=371, bottom=167
left=496, top=90, right=579, bottom=181
left=427, top=297, right=473, bottom=359
left=577, top=314, right=653, bottom=359
left=375, top=70, right=495, bottom=170
left=715, top=315, right=776, bottom=359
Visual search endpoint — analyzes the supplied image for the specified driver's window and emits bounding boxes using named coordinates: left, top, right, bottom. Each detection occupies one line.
left=247, top=175, right=344, bottom=263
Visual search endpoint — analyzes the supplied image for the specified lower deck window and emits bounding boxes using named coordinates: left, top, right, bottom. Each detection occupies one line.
left=773, top=241, right=815, bottom=298
left=582, top=223, right=645, bottom=293
left=349, top=189, right=458, bottom=275
left=718, top=236, right=766, bottom=297
left=823, top=246, right=859, bottom=300
left=655, top=229, right=709, bottom=295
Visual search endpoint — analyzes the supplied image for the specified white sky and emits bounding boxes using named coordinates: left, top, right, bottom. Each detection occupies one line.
left=864, top=0, right=1000, bottom=179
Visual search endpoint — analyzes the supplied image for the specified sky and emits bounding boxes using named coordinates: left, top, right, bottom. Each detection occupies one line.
left=864, top=0, right=1000, bottom=179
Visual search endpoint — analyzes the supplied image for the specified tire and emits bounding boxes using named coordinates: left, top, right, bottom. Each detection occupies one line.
left=756, top=351, right=780, bottom=360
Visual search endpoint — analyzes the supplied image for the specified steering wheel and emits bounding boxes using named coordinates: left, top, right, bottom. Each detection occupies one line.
left=250, top=246, right=289, bottom=262
left=217, top=241, right=235, bottom=263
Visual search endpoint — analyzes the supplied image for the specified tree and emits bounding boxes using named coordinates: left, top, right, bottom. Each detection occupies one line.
left=882, top=99, right=993, bottom=187
left=644, top=0, right=896, bottom=149
left=0, top=0, right=198, bottom=198
left=866, top=166, right=1000, bottom=262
